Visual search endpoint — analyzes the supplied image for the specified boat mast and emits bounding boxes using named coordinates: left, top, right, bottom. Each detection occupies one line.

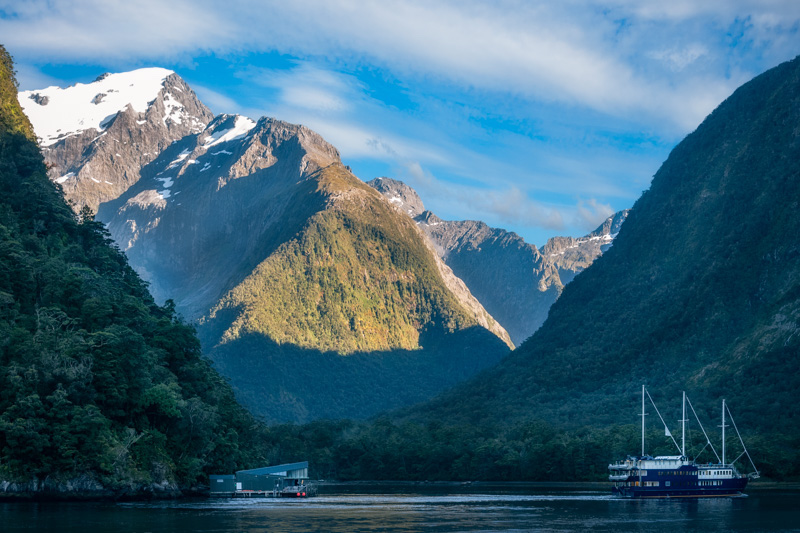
left=641, top=385, right=646, bottom=456
left=722, top=398, right=726, bottom=465
left=681, top=391, right=686, bottom=458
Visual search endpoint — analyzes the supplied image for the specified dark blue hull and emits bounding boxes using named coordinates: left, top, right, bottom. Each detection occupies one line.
left=612, top=478, right=748, bottom=499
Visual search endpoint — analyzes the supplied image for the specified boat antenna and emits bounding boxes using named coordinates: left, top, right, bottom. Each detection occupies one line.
left=645, top=388, right=682, bottom=454
left=685, top=395, right=722, bottom=463
left=725, top=401, right=760, bottom=478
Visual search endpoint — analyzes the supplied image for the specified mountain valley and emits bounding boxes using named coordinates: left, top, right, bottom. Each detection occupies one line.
left=369, top=177, right=628, bottom=345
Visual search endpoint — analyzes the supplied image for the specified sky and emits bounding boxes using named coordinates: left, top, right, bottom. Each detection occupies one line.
left=1, top=1, right=799, bottom=245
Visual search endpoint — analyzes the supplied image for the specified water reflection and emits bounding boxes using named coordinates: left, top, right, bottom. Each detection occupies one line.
left=3, top=484, right=799, bottom=532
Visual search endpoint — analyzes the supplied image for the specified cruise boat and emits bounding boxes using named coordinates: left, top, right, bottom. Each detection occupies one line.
left=609, top=386, right=759, bottom=498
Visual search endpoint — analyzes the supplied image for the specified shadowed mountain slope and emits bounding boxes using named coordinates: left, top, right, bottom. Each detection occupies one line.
left=411, top=55, right=800, bottom=436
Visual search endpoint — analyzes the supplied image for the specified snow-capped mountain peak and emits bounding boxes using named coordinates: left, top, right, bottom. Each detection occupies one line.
left=19, top=67, right=175, bottom=146
left=18, top=68, right=215, bottom=212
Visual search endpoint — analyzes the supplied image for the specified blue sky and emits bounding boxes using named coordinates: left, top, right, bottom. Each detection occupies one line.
left=1, top=1, right=799, bottom=245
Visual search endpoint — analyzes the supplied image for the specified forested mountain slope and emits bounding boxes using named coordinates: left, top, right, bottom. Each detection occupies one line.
left=418, top=55, right=800, bottom=435
left=0, top=46, right=262, bottom=498
left=199, top=161, right=512, bottom=423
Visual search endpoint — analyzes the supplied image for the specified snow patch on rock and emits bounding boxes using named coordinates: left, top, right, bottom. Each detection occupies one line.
left=19, top=67, right=174, bottom=146
left=202, top=116, right=256, bottom=148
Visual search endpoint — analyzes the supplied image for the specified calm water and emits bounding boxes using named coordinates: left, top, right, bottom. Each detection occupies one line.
left=2, top=483, right=799, bottom=532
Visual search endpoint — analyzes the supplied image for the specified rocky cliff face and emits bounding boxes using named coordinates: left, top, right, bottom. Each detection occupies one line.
left=97, top=114, right=340, bottom=317
left=541, top=210, right=629, bottom=284
left=416, top=211, right=561, bottom=346
left=19, top=69, right=214, bottom=212
left=367, top=177, right=627, bottom=345
left=368, top=176, right=426, bottom=217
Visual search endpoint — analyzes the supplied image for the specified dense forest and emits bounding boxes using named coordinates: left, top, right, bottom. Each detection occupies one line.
left=229, top=414, right=797, bottom=482
left=0, top=46, right=269, bottom=496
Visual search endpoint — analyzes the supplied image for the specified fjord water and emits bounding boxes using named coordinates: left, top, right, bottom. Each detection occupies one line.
left=3, top=484, right=799, bottom=532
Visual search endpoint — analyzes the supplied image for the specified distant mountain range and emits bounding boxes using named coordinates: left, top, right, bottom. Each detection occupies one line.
left=368, top=177, right=628, bottom=346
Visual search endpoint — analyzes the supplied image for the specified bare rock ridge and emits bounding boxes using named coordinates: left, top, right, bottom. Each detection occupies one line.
left=98, top=114, right=341, bottom=319
left=20, top=68, right=215, bottom=212
left=368, top=176, right=426, bottom=217
left=367, top=177, right=628, bottom=345
left=541, top=209, right=629, bottom=285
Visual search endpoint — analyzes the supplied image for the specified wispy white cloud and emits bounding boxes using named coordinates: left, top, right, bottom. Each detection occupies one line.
left=597, top=0, right=800, bottom=23
left=241, top=63, right=355, bottom=113
left=3, top=0, right=798, bottom=243
left=401, top=160, right=566, bottom=232
left=4, top=0, right=798, bottom=131
left=649, top=44, right=710, bottom=72
left=575, top=198, right=615, bottom=230
left=237, top=63, right=454, bottom=165
left=0, top=0, right=227, bottom=62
